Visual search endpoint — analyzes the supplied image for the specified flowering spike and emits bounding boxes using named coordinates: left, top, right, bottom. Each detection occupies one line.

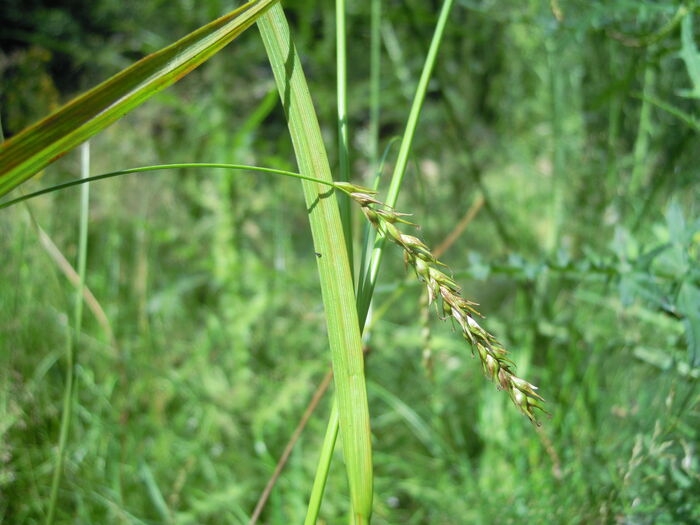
left=346, top=181, right=546, bottom=423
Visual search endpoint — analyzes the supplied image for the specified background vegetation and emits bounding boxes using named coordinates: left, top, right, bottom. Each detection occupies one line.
left=1, top=0, right=699, bottom=523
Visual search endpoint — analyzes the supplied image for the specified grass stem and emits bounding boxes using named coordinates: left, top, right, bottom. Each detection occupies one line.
left=357, top=0, right=456, bottom=327
left=0, top=164, right=331, bottom=211
left=336, top=0, right=353, bottom=277
left=304, top=398, right=340, bottom=525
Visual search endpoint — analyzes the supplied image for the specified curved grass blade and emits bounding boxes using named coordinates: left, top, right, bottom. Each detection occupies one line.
left=0, top=163, right=335, bottom=211
left=0, top=0, right=278, bottom=198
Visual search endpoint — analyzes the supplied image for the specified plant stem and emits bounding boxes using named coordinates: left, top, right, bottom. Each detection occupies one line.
left=336, top=0, right=353, bottom=277
left=369, top=0, right=382, bottom=175
left=357, top=0, right=456, bottom=325
left=0, top=164, right=333, bottom=211
left=45, top=142, right=90, bottom=525
left=304, top=399, right=340, bottom=525
left=258, top=5, right=372, bottom=522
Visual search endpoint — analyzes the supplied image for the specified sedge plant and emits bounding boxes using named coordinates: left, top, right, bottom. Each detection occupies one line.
left=0, top=1, right=545, bottom=523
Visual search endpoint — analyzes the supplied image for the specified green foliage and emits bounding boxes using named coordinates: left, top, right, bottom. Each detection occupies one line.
left=1, top=0, right=699, bottom=523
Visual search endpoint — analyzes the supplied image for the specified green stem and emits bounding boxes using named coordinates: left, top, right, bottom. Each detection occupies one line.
left=258, top=5, right=372, bottom=522
left=356, top=0, right=384, bottom=297
left=369, top=0, right=381, bottom=174
left=357, top=0, right=456, bottom=325
left=45, top=142, right=90, bottom=525
left=336, top=0, right=353, bottom=277
left=304, top=399, right=340, bottom=525
left=0, top=163, right=335, bottom=211
left=357, top=138, right=398, bottom=301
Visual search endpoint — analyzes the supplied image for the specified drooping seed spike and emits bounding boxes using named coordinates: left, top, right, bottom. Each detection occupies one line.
left=349, top=181, right=545, bottom=424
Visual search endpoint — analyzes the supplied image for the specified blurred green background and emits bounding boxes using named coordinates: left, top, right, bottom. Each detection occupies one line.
left=1, top=0, right=699, bottom=523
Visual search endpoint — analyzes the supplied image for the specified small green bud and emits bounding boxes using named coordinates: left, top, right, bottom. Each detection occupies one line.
left=399, top=234, right=427, bottom=250
left=511, top=376, right=544, bottom=401
left=384, top=222, right=403, bottom=244
left=376, top=209, right=416, bottom=226
left=484, top=354, right=499, bottom=381
left=414, top=257, right=429, bottom=278
left=441, top=298, right=452, bottom=319
left=428, top=267, right=458, bottom=289
left=351, top=192, right=383, bottom=207
left=361, top=207, right=380, bottom=226
left=334, top=181, right=377, bottom=195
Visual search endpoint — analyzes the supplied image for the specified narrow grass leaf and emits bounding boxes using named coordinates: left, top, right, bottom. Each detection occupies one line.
left=357, top=0, right=456, bottom=327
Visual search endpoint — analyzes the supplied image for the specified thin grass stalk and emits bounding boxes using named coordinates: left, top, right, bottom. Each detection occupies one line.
left=357, top=0, right=456, bottom=329
left=0, top=164, right=332, bottom=211
left=356, top=0, right=384, bottom=304
left=45, top=142, right=90, bottom=525
left=34, top=226, right=114, bottom=345
left=369, top=0, right=382, bottom=175
left=336, top=0, right=353, bottom=276
left=257, top=5, right=372, bottom=522
left=304, top=399, right=340, bottom=525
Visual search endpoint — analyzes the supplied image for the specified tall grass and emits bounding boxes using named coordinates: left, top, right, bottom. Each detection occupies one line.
left=1, top=0, right=699, bottom=523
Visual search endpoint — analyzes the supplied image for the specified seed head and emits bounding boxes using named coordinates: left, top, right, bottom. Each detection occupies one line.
left=348, top=183, right=546, bottom=423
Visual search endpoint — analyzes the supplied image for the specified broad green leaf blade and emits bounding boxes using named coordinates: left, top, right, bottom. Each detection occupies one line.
left=0, top=0, right=277, bottom=198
